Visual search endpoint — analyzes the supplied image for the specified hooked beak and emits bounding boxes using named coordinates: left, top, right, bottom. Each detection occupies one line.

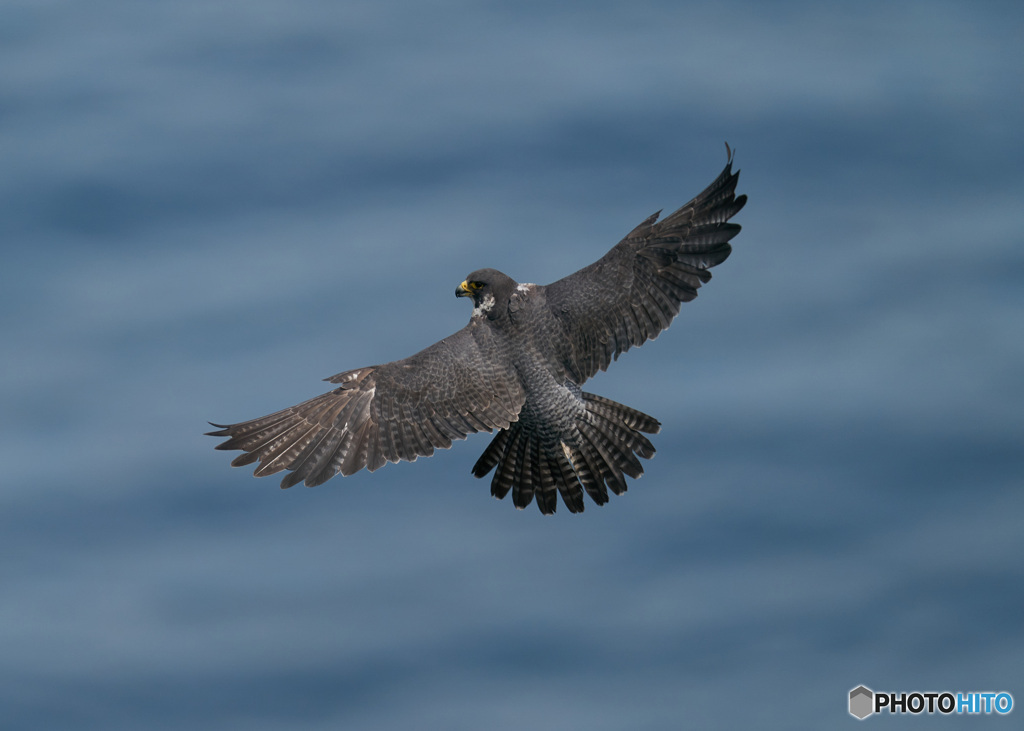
left=455, top=280, right=473, bottom=298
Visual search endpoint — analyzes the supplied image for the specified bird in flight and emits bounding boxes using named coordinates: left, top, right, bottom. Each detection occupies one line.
left=209, top=149, right=746, bottom=514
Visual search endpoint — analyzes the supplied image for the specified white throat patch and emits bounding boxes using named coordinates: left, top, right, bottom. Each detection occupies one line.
left=472, top=293, right=496, bottom=318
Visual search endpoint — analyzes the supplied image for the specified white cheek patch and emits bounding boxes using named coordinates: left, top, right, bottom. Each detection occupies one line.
left=472, top=293, right=496, bottom=318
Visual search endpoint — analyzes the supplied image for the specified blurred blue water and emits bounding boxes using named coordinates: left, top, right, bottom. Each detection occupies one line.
left=2, top=1, right=1022, bottom=729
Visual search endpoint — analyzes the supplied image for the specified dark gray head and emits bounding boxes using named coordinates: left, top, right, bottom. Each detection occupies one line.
left=455, top=268, right=517, bottom=320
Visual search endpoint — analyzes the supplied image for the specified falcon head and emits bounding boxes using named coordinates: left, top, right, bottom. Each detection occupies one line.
left=456, top=268, right=516, bottom=320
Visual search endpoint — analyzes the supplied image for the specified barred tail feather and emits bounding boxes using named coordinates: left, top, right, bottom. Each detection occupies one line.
left=471, top=392, right=660, bottom=515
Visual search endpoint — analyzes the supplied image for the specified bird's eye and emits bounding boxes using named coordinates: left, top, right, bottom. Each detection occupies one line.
left=471, top=281, right=484, bottom=290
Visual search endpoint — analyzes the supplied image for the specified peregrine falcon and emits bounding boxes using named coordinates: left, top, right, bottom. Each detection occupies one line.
left=208, top=150, right=746, bottom=514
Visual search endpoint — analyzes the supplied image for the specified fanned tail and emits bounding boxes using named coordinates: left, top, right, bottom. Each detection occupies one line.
left=471, top=392, right=660, bottom=515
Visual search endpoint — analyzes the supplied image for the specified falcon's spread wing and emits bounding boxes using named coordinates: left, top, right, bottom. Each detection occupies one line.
left=545, top=154, right=746, bottom=383
left=208, top=325, right=525, bottom=488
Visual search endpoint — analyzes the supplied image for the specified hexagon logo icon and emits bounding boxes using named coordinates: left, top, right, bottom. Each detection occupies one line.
left=849, top=686, right=874, bottom=720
